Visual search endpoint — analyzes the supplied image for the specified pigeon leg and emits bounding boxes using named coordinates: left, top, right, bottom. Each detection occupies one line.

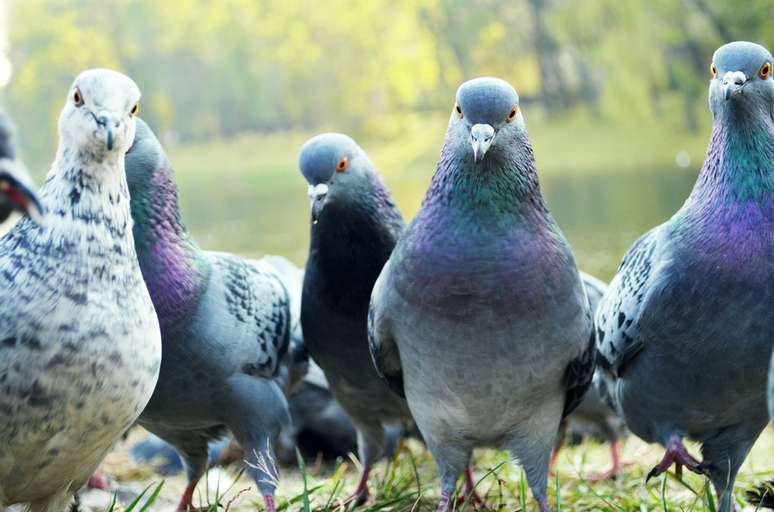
left=86, top=472, right=109, bottom=490
left=173, top=438, right=210, bottom=511
left=549, top=422, right=566, bottom=477
left=586, top=440, right=622, bottom=481
left=456, top=465, right=485, bottom=507
left=646, top=436, right=704, bottom=483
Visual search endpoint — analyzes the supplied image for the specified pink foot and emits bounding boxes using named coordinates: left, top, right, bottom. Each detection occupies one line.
left=646, top=436, right=706, bottom=483
left=438, top=490, right=453, bottom=512
left=177, top=480, right=205, bottom=511
left=548, top=448, right=559, bottom=477
left=87, top=472, right=109, bottom=490
left=263, top=494, right=276, bottom=512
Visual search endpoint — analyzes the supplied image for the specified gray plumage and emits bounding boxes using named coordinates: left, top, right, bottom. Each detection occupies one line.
left=554, top=273, right=627, bottom=480
left=0, top=69, right=161, bottom=512
left=299, top=133, right=412, bottom=502
left=596, top=41, right=774, bottom=512
left=125, top=119, right=292, bottom=512
left=368, top=77, right=594, bottom=512
left=0, top=113, right=43, bottom=226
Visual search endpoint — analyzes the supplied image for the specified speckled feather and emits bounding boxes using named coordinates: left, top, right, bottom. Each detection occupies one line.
left=0, top=70, right=161, bottom=512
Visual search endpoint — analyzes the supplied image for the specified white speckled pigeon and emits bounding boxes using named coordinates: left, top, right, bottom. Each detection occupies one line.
left=125, top=119, right=292, bottom=512
left=0, top=113, right=43, bottom=225
left=368, top=77, right=594, bottom=512
left=551, top=272, right=628, bottom=481
left=595, top=41, right=774, bottom=512
left=0, top=69, right=161, bottom=512
left=298, top=133, right=418, bottom=505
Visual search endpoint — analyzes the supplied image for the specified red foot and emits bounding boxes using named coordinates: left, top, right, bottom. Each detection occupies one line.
left=177, top=480, right=202, bottom=511
left=646, top=436, right=706, bottom=483
left=332, top=466, right=370, bottom=509
left=263, top=494, right=276, bottom=512
left=456, top=466, right=485, bottom=508
left=87, top=472, right=109, bottom=490
left=548, top=448, right=559, bottom=477
left=438, top=491, right=453, bottom=512
left=586, top=440, right=623, bottom=481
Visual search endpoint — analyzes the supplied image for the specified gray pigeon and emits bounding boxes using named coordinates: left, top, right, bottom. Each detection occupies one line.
left=298, top=133, right=416, bottom=504
left=0, top=113, right=43, bottom=225
left=125, top=119, right=292, bottom=512
left=551, top=273, right=628, bottom=481
left=595, top=41, right=774, bottom=512
left=368, top=77, right=594, bottom=512
left=0, top=69, right=161, bottom=512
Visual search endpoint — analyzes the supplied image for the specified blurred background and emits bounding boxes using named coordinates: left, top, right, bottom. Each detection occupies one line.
left=1, top=0, right=772, bottom=278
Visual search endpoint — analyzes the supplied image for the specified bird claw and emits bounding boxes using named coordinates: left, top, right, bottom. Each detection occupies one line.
left=646, top=437, right=705, bottom=483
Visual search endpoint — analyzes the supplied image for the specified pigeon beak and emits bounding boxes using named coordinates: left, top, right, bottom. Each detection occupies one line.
left=94, top=111, right=121, bottom=151
left=307, top=183, right=329, bottom=225
left=0, top=166, right=44, bottom=224
left=470, top=124, right=495, bottom=163
left=722, top=71, right=747, bottom=101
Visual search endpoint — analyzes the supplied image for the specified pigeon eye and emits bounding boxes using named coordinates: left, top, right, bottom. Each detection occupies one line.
left=506, top=106, right=519, bottom=123
left=336, top=157, right=349, bottom=172
left=759, top=62, right=771, bottom=79
left=710, top=63, right=718, bottom=78
left=455, top=104, right=463, bottom=118
left=73, top=88, right=84, bottom=107
left=130, top=103, right=140, bottom=116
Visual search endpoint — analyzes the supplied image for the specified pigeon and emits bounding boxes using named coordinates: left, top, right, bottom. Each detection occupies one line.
left=0, top=113, right=43, bottom=225
left=551, top=273, right=628, bottom=481
left=368, top=77, right=594, bottom=512
left=125, top=119, right=292, bottom=512
left=595, top=41, right=774, bottom=512
left=0, top=69, right=161, bottom=512
left=299, top=133, right=415, bottom=504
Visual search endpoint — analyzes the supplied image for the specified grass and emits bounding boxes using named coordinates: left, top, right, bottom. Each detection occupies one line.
left=99, top=429, right=774, bottom=511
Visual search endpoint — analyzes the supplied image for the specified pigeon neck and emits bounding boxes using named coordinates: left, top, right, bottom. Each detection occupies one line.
left=687, top=106, right=774, bottom=213
left=308, top=174, right=402, bottom=292
left=39, top=145, right=136, bottom=258
left=422, top=132, right=549, bottom=225
left=130, top=163, right=209, bottom=331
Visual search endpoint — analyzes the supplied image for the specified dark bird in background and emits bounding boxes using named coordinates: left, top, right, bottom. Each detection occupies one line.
left=368, top=77, right=594, bottom=512
left=298, top=133, right=415, bottom=505
left=551, top=273, right=628, bottom=481
left=125, top=119, right=293, bottom=512
left=0, top=113, right=42, bottom=225
left=596, top=41, right=774, bottom=512
left=0, top=69, right=161, bottom=512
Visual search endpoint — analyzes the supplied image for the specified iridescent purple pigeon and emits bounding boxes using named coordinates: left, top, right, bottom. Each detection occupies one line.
left=368, top=77, right=594, bottom=512
left=595, top=41, right=774, bottom=512
left=125, top=119, right=292, bottom=512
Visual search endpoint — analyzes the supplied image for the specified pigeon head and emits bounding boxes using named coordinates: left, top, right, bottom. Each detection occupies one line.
left=449, top=77, right=524, bottom=164
left=298, top=133, right=376, bottom=224
left=58, top=68, right=141, bottom=160
left=125, top=117, right=168, bottom=191
left=709, top=42, right=773, bottom=120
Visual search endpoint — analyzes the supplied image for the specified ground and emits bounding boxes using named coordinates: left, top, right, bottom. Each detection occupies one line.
left=80, top=426, right=774, bottom=511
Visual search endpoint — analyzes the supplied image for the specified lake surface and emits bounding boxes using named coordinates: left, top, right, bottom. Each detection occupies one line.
left=180, top=166, right=699, bottom=282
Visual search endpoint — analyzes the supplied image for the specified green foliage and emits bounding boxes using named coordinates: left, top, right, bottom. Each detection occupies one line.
left=4, top=0, right=773, bottom=171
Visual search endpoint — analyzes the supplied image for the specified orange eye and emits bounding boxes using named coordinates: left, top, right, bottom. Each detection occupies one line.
left=759, top=62, right=771, bottom=79
left=336, top=157, right=349, bottom=172
left=73, top=88, right=84, bottom=107
left=710, top=63, right=718, bottom=78
left=506, top=106, right=518, bottom=123
left=455, top=103, right=463, bottom=118
left=130, top=103, right=140, bottom=116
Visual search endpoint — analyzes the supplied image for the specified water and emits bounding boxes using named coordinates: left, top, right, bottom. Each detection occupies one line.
left=179, top=166, right=699, bottom=282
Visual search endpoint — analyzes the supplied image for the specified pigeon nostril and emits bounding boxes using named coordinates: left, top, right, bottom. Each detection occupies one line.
left=734, top=78, right=744, bottom=85
left=97, top=116, right=108, bottom=127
